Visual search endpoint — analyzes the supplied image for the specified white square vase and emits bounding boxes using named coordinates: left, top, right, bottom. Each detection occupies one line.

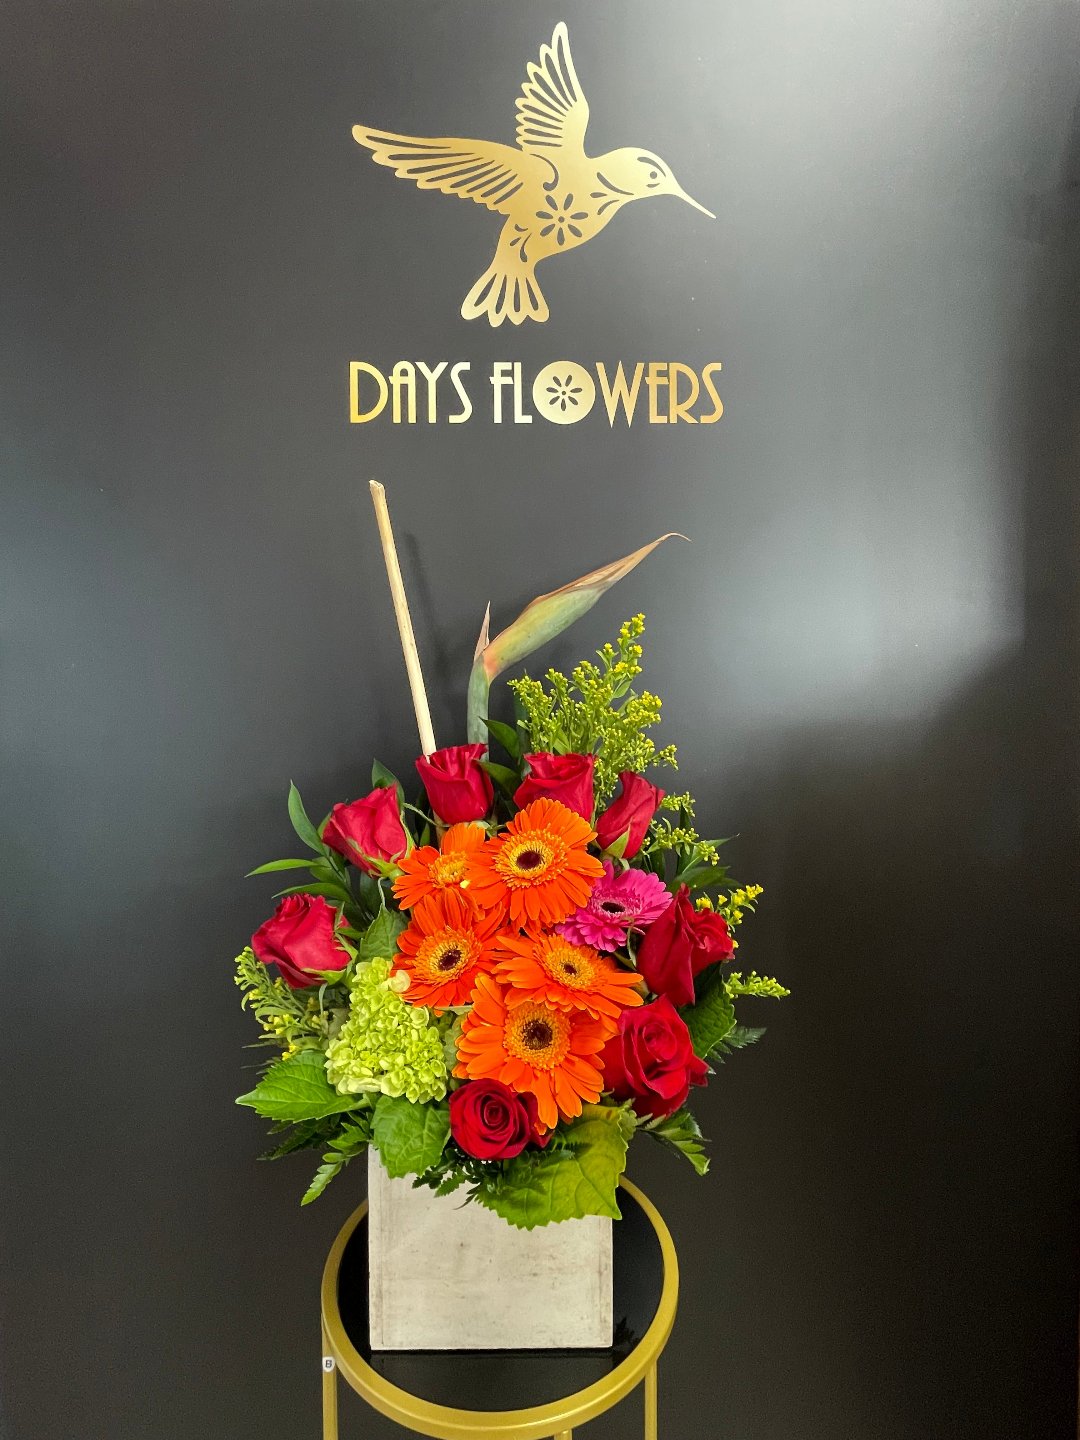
left=366, top=1150, right=613, bottom=1350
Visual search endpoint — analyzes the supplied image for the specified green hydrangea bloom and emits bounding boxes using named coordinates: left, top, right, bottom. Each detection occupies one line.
left=325, top=957, right=447, bottom=1103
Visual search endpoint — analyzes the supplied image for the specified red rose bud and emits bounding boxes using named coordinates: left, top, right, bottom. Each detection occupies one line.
left=449, top=1079, right=537, bottom=1160
left=636, top=885, right=734, bottom=1007
left=322, top=786, right=407, bottom=873
left=416, top=743, right=494, bottom=824
left=594, top=771, right=665, bottom=859
left=513, top=751, right=596, bottom=820
left=599, top=996, right=708, bottom=1119
left=251, top=893, right=350, bottom=990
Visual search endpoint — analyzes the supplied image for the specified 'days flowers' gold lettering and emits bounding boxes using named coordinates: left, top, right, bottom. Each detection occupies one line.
left=347, top=360, right=723, bottom=427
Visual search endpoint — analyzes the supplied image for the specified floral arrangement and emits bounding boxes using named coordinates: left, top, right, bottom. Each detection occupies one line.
left=235, top=520, right=788, bottom=1228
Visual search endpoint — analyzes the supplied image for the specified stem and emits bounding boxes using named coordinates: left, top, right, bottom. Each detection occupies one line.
left=368, top=480, right=437, bottom=758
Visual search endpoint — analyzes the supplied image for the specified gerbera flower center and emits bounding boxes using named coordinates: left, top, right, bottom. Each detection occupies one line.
left=416, top=930, right=477, bottom=981
left=522, top=1018, right=553, bottom=1048
left=536, top=936, right=602, bottom=991
left=504, top=1001, right=571, bottom=1069
left=430, top=853, right=468, bottom=887
left=600, top=900, right=628, bottom=915
left=497, top=832, right=562, bottom=887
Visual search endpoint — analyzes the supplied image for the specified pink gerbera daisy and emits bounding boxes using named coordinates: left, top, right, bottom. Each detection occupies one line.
left=557, top=861, right=672, bottom=952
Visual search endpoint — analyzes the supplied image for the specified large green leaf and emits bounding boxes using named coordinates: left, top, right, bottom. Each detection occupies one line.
left=358, top=907, right=407, bottom=963
left=646, top=1107, right=709, bottom=1175
left=476, top=1111, right=628, bottom=1230
left=236, top=1050, right=362, bottom=1122
left=371, top=1096, right=450, bottom=1178
left=681, top=969, right=736, bottom=1057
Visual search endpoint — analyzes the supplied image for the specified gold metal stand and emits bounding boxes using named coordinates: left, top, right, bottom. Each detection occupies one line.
left=320, top=1176, right=678, bottom=1440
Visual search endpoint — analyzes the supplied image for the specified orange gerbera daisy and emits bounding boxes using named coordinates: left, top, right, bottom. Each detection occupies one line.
left=393, top=888, right=505, bottom=1012
left=455, top=972, right=613, bottom=1129
left=392, top=823, right=488, bottom=911
left=464, top=798, right=604, bottom=929
left=496, top=932, right=644, bottom=1021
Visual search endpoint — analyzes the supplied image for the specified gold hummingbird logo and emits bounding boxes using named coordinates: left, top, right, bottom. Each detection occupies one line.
left=352, top=22, right=715, bottom=327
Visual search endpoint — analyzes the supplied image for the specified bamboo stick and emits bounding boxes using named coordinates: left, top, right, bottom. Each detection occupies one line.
left=368, top=481, right=437, bottom=758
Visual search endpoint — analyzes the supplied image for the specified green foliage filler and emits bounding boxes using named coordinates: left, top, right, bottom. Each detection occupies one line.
left=302, top=1117, right=373, bottom=1206
left=709, top=1024, right=767, bottom=1063
left=509, top=615, right=677, bottom=802
left=234, top=947, right=335, bottom=1055
left=644, top=1107, right=710, bottom=1176
left=726, top=971, right=791, bottom=999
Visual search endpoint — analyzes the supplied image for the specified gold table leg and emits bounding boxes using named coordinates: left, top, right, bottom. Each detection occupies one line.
left=554, top=1431, right=573, bottom=1439
left=322, top=1322, right=338, bottom=1440
left=644, top=1363, right=658, bottom=1440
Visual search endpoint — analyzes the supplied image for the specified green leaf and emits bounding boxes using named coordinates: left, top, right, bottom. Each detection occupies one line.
left=358, top=906, right=406, bottom=963
left=371, top=1096, right=450, bottom=1179
left=236, top=1050, right=362, bottom=1122
left=479, top=759, right=520, bottom=796
left=247, top=858, right=318, bottom=876
left=288, top=782, right=326, bottom=855
left=646, top=1107, right=709, bottom=1175
left=433, top=1172, right=466, bottom=1198
left=680, top=968, right=736, bottom=1057
left=476, top=1111, right=628, bottom=1230
left=271, top=882, right=352, bottom=903
left=676, top=862, right=731, bottom=891
left=482, top=717, right=523, bottom=764
left=709, top=1025, right=767, bottom=1063
left=357, top=869, right=382, bottom=915
left=301, top=1117, right=372, bottom=1205
left=371, top=760, right=405, bottom=805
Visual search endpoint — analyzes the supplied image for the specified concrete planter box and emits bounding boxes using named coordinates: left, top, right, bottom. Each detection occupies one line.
left=367, top=1150, right=614, bottom=1350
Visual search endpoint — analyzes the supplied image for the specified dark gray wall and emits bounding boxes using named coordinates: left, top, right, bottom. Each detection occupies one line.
left=2, top=2, right=1077, bottom=1438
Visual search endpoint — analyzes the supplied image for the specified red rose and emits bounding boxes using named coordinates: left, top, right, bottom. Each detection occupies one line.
left=513, top=752, right=596, bottom=819
left=448, top=1079, right=544, bottom=1160
left=599, top=996, right=708, bottom=1118
left=251, top=893, right=350, bottom=990
left=636, top=885, right=734, bottom=1007
left=322, top=786, right=407, bottom=873
left=416, top=743, right=494, bottom=824
left=594, top=772, right=665, bottom=858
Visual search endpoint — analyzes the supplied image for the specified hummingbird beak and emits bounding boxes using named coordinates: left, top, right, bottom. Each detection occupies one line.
left=675, top=186, right=716, bottom=219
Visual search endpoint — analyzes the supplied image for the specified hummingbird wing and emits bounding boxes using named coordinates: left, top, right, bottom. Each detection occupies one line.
left=515, top=22, right=590, bottom=156
left=351, top=128, right=531, bottom=215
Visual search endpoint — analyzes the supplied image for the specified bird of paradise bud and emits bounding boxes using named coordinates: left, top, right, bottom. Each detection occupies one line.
left=465, top=533, right=686, bottom=743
